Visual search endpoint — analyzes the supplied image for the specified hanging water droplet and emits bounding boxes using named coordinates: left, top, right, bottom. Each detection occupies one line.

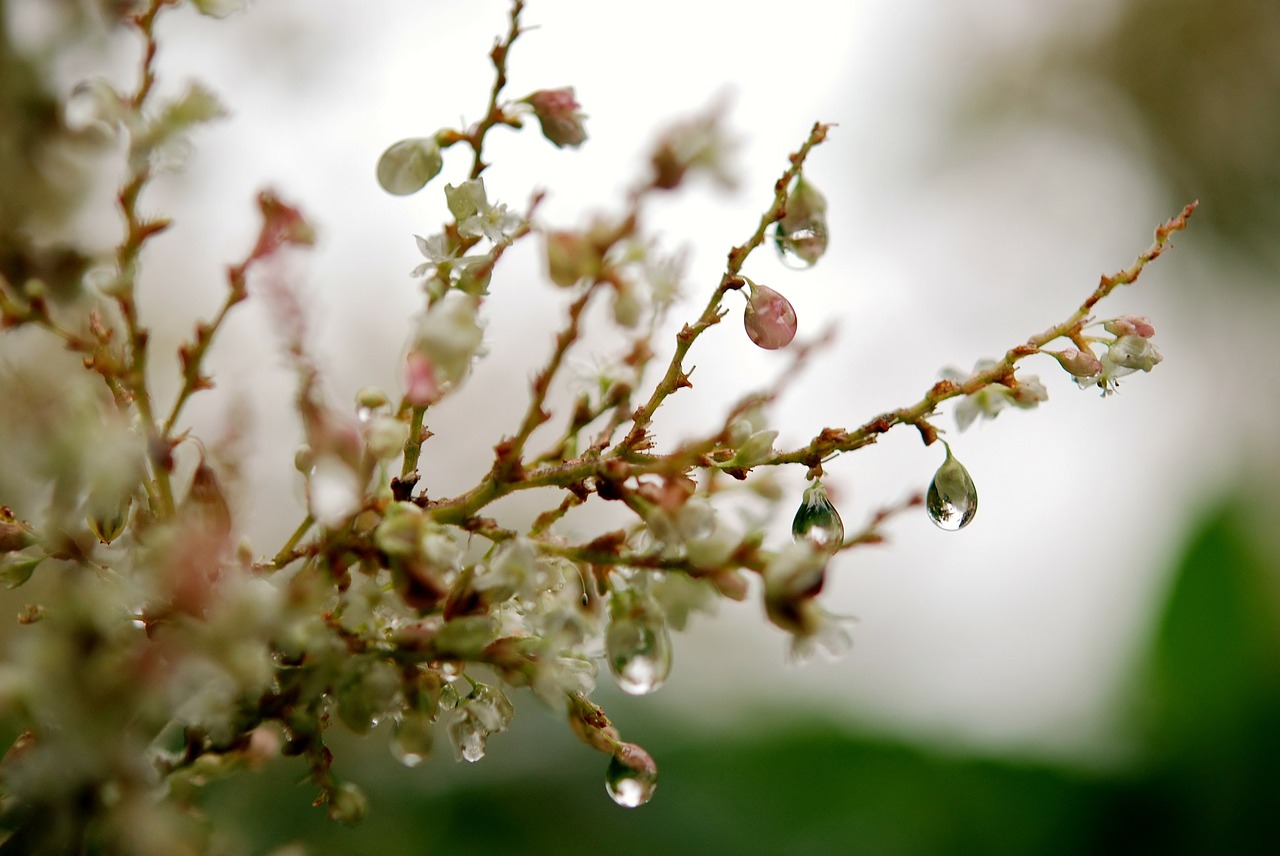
left=927, top=442, right=978, bottom=531
left=743, top=282, right=797, bottom=350
left=390, top=711, right=435, bottom=768
left=791, top=480, right=844, bottom=551
left=376, top=137, right=443, bottom=196
left=773, top=175, right=829, bottom=269
left=606, top=613, right=673, bottom=695
left=447, top=711, right=488, bottom=763
left=605, top=743, right=658, bottom=808
left=773, top=220, right=828, bottom=270
left=355, top=386, right=391, bottom=423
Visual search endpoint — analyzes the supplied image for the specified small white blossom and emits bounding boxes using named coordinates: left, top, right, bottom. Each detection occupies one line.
left=412, top=292, right=484, bottom=385
left=445, top=178, right=522, bottom=244
left=947, top=361, right=1046, bottom=431
left=411, top=233, right=457, bottom=277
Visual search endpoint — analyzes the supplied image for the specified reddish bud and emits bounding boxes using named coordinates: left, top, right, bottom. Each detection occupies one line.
left=525, top=88, right=587, bottom=149
left=743, top=283, right=797, bottom=349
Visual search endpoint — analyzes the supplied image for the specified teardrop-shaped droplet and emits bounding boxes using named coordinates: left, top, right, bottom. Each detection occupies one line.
left=791, top=480, right=844, bottom=551
left=773, top=219, right=828, bottom=270
left=447, top=710, right=487, bottom=763
left=605, top=743, right=658, bottom=808
left=744, top=283, right=797, bottom=350
left=376, top=137, right=443, bottom=196
left=355, top=386, right=391, bottom=424
left=926, top=443, right=978, bottom=531
left=390, top=711, right=435, bottom=768
left=606, top=614, right=673, bottom=695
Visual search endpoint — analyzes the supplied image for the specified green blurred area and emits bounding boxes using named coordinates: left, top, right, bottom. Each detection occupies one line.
left=977, top=0, right=1280, bottom=276
left=5, top=0, right=1279, bottom=851
left=199, top=490, right=1280, bottom=855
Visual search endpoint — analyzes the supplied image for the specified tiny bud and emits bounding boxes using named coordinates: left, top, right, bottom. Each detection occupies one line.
left=404, top=351, right=442, bottom=407
left=253, top=191, right=315, bottom=260
left=524, top=88, right=588, bottom=149
left=0, top=523, right=36, bottom=555
left=1103, top=315, right=1155, bottom=339
left=611, top=281, right=643, bottom=329
left=743, top=282, right=797, bottom=350
left=0, top=556, right=41, bottom=590
left=1049, top=347, right=1104, bottom=379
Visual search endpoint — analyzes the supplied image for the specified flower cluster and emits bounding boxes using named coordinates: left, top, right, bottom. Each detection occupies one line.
left=0, top=0, right=1196, bottom=848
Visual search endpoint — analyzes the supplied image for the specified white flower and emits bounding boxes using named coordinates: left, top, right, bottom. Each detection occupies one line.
left=1075, top=334, right=1163, bottom=395
left=410, top=233, right=457, bottom=277
left=947, top=361, right=1046, bottom=431
left=411, top=292, right=484, bottom=384
left=445, top=178, right=522, bottom=244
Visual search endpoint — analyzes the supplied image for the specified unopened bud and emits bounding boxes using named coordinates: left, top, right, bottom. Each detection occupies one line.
left=1103, top=315, right=1155, bottom=339
left=743, top=282, right=797, bottom=350
left=525, top=88, right=588, bottom=149
left=1049, top=347, right=1104, bottom=379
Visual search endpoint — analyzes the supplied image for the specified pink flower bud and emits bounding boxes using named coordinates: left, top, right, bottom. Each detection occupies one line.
left=1050, top=347, right=1104, bottom=378
left=404, top=350, right=441, bottom=406
left=743, top=283, right=797, bottom=350
left=250, top=190, right=314, bottom=261
left=1103, top=315, right=1155, bottom=339
left=525, top=88, right=587, bottom=149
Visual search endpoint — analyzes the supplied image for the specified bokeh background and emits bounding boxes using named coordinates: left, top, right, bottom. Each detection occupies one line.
left=2, top=0, right=1279, bottom=852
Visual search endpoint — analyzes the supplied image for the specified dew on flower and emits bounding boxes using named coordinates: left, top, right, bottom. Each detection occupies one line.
left=605, top=614, right=673, bottom=695
left=926, top=442, right=978, bottom=531
left=791, top=480, right=844, bottom=551
left=605, top=743, right=658, bottom=808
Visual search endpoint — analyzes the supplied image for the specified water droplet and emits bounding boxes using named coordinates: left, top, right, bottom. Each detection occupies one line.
left=605, top=743, right=658, bottom=808
left=307, top=455, right=362, bottom=527
left=606, top=614, right=673, bottom=695
left=791, top=480, right=844, bottom=551
left=447, top=712, right=487, bottom=763
left=390, top=712, right=435, bottom=768
left=376, top=137, right=443, bottom=196
left=355, top=386, right=391, bottom=423
left=927, top=443, right=978, bottom=531
left=743, top=282, right=797, bottom=350
left=773, top=220, right=828, bottom=270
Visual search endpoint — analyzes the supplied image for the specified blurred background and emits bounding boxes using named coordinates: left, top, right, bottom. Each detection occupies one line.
left=2, top=0, right=1279, bottom=852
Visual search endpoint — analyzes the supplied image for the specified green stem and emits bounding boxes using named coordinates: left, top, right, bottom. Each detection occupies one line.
left=272, top=515, right=314, bottom=569
left=620, top=122, right=832, bottom=449
left=401, top=405, right=428, bottom=479
left=467, top=0, right=525, bottom=178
